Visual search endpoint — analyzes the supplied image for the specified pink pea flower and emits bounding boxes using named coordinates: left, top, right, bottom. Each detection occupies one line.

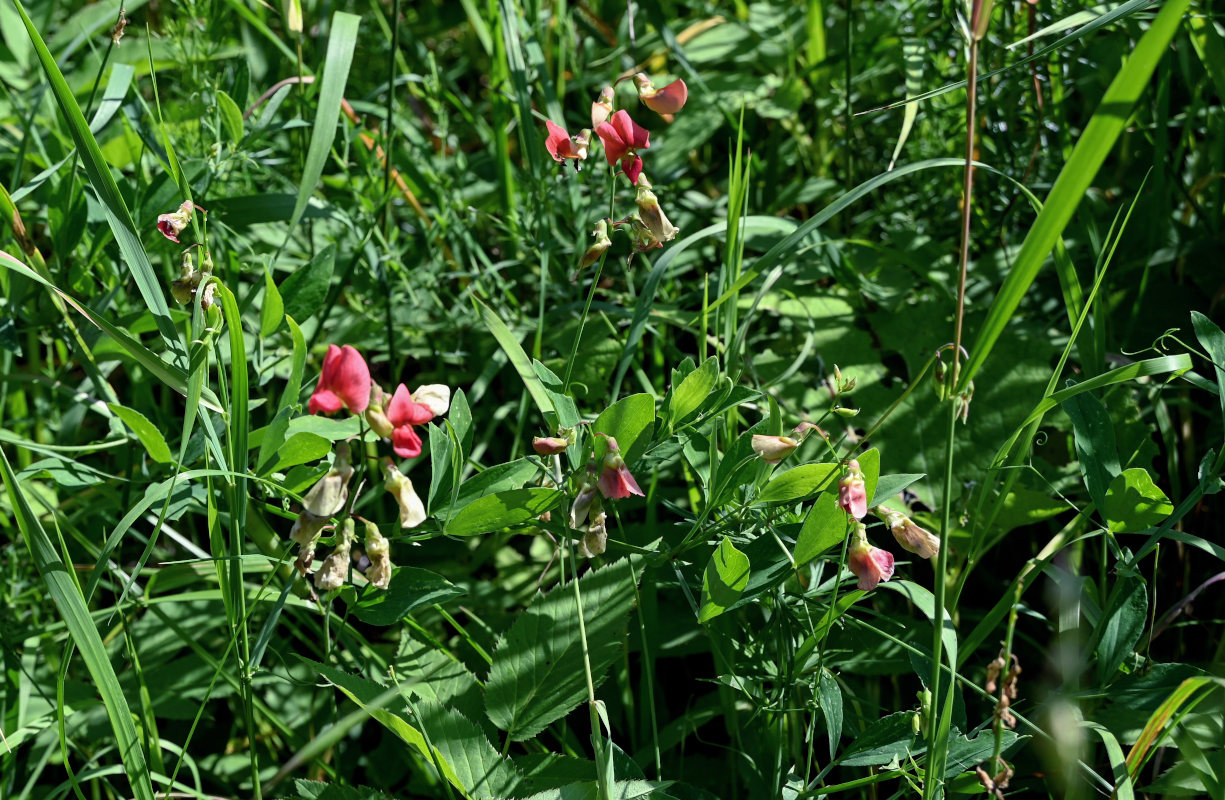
left=385, top=384, right=439, bottom=459
left=309, top=345, right=372, bottom=415
left=634, top=73, right=688, bottom=115
left=596, top=436, right=644, bottom=500
left=545, top=121, right=592, bottom=163
left=847, top=524, right=895, bottom=591
left=838, top=459, right=868, bottom=519
left=595, top=110, right=650, bottom=185
left=157, top=199, right=205, bottom=243
left=751, top=434, right=798, bottom=464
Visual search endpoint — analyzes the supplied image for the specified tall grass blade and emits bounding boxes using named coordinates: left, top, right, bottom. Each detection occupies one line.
left=0, top=448, right=156, bottom=800
left=958, top=0, right=1189, bottom=391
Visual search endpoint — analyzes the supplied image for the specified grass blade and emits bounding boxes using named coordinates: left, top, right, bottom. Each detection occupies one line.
left=958, top=0, right=1189, bottom=390
left=0, top=448, right=155, bottom=800
left=12, top=0, right=185, bottom=365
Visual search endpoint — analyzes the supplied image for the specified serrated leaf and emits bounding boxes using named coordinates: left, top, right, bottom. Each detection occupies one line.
left=107, top=403, right=172, bottom=463
left=485, top=558, right=638, bottom=741
left=339, top=567, right=465, bottom=626
left=699, top=537, right=750, bottom=623
left=445, top=488, right=562, bottom=536
left=757, top=463, right=837, bottom=504
left=418, top=701, right=524, bottom=799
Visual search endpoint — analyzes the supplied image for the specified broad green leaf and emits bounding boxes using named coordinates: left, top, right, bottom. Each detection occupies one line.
left=869, top=473, right=925, bottom=507
left=485, top=558, right=638, bottom=740
left=260, top=265, right=284, bottom=337
left=818, top=668, right=843, bottom=758
left=434, top=459, right=538, bottom=520
left=216, top=89, right=244, bottom=144
left=255, top=406, right=293, bottom=474
left=339, top=567, right=465, bottom=626
left=593, top=393, right=655, bottom=466
left=699, top=537, right=751, bottom=623
left=666, top=356, right=719, bottom=429
left=757, top=463, right=837, bottom=504
left=1192, top=311, right=1225, bottom=428
left=281, top=11, right=360, bottom=240
left=1, top=449, right=155, bottom=800
left=107, top=403, right=172, bottom=463
left=1092, top=576, right=1149, bottom=683
left=856, top=448, right=881, bottom=508
left=417, top=702, right=524, bottom=798
left=280, top=243, right=335, bottom=322
left=1104, top=469, right=1173, bottom=533
left=794, top=491, right=848, bottom=565
left=445, top=488, right=562, bottom=536
left=268, top=432, right=331, bottom=475
left=1065, top=390, right=1121, bottom=510
left=277, top=315, right=307, bottom=416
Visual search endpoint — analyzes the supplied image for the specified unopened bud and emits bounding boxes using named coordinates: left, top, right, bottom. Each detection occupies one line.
left=578, top=219, right=612, bottom=271
left=751, top=434, right=798, bottom=464
left=591, top=86, right=615, bottom=127
left=302, top=442, right=354, bottom=518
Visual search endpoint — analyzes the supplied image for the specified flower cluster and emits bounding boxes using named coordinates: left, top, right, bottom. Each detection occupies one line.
left=543, top=73, right=689, bottom=266
left=288, top=343, right=453, bottom=593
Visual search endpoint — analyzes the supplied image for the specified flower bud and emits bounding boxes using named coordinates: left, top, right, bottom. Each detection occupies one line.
left=838, top=460, right=868, bottom=519
left=578, top=219, right=612, bottom=271
left=302, top=442, right=354, bottom=518
left=591, top=86, right=615, bottom=127
left=833, top=406, right=859, bottom=417
left=362, top=519, right=393, bottom=589
left=751, top=434, right=798, bottom=464
left=170, top=251, right=197, bottom=305
left=365, top=385, right=395, bottom=438
left=635, top=176, right=679, bottom=245
left=577, top=510, right=608, bottom=558
left=877, top=507, right=940, bottom=559
left=384, top=460, right=426, bottom=528
left=533, top=436, right=570, bottom=456
left=315, top=518, right=355, bottom=591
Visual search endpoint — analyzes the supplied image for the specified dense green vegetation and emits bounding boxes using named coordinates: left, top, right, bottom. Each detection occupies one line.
left=2, top=0, right=1224, bottom=798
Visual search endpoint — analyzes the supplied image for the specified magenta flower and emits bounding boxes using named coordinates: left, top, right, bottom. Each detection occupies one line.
left=545, top=121, right=591, bottom=163
left=385, top=384, right=437, bottom=459
left=847, top=524, right=895, bottom=591
left=838, top=459, right=868, bottom=520
left=309, top=345, right=372, bottom=415
left=596, top=436, right=644, bottom=500
left=595, top=110, right=651, bottom=185
left=157, top=200, right=205, bottom=243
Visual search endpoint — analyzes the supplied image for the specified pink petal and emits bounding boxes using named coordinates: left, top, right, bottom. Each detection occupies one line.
left=308, top=389, right=342, bottom=415
left=392, top=425, right=423, bottom=459
left=610, top=110, right=650, bottom=150
left=386, top=384, right=435, bottom=427
left=545, top=120, right=574, bottom=161
left=334, top=345, right=371, bottom=413
left=595, top=120, right=627, bottom=166
left=621, top=155, right=644, bottom=185
left=643, top=78, right=687, bottom=115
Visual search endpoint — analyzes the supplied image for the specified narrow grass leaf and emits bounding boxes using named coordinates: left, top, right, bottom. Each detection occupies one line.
left=282, top=12, right=360, bottom=243
left=107, top=403, right=172, bottom=464
left=12, top=0, right=184, bottom=363
left=474, top=296, right=556, bottom=423
left=0, top=448, right=155, bottom=800
left=959, top=0, right=1190, bottom=391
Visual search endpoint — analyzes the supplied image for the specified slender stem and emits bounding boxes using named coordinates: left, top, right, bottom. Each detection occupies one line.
left=562, top=255, right=608, bottom=393
left=566, top=525, right=610, bottom=800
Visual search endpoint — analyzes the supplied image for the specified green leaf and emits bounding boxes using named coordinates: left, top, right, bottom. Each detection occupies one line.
left=818, top=668, right=843, bottom=758
left=474, top=296, right=556, bottom=423
left=794, top=491, right=847, bottom=565
left=282, top=11, right=360, bottom=241
left=1092, top=575, right=1149, bottom=683
left=1065, top=390, right=1121, bottom=510
left=757, top=463, right=838, bottom=504
left=0, top=449, right=155, bottom=800
left=255, top=406, right=293, bottom=475
left=260, top=265, right=285, bottom=337
left=107, top=403, right=172, bottom=464
left=856, top=448, right=881, bottom=508
left=666, top=356, right=719, bottom=429
left=958, top=0, right=1191, bottom=391
left=699, top=537, right=751, bottom=623
left=593, top=393, right=656, bottom=466
left=417, top=702, right=524, bottom=798
left=445, top=488, right=562, bottom=537
left=485, top=558, right=638, bottom=741
left=268, top=432, right=331, bottom=475
left=887, top=40, right=923, bottom=170
left=869, top=473, right=925, bottom=507
left=11, top=0, right=185, bottom=366
left=1104, top=468, right=1174, bottom=533
left=216, top=89, right=244, bottom=144
left=280, top=243, right=335, bottom=323
left=340, top=567, right=466, bottom=626
left=434, top=459, right=538, bottom=520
